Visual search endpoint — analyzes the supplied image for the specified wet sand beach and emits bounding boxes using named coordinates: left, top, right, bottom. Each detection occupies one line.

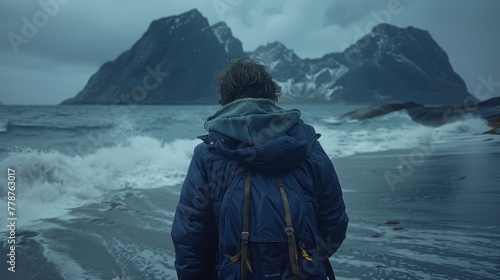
left=331, top=137, right=500, bottom=279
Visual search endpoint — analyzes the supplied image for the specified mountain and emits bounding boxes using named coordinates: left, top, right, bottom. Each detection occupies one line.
left=248, top=24, right=475, bottom=104
left=211, top=22, right=245, bottom=59
left=62, top=10, right=475, bottom=105
left=61, top=9, right=243, bottom=105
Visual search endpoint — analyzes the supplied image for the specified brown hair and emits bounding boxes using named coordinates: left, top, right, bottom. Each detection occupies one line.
left=217, top=58, right=282, bottom=105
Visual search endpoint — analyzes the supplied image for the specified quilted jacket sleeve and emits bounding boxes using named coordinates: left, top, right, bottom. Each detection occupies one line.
left=316, top=144, right=349, bottom=257
left=171, top=145, right=218, bottom=280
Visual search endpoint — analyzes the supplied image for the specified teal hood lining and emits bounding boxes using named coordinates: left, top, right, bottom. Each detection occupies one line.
left=204, top=98, right=301, bottom=146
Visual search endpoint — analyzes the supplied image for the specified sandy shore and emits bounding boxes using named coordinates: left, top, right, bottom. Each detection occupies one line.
left=2, top=136, right=498, bottom=280
left=330, top=137, right=500, bottom=279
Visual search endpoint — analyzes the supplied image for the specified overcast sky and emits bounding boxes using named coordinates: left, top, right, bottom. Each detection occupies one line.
left=0, top=0, right=499, bottom=105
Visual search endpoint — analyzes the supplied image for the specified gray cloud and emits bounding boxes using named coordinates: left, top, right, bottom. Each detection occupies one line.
left=0, top=0, right=498, bottom=104
left=388, top=0, right=500, bottom=100
left=0, top=0, right=210, bottom=65
left=324, top=0, right=394, bottom=28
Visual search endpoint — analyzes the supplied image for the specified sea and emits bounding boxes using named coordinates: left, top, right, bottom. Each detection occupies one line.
left=0, top=104, right=499, bottom=280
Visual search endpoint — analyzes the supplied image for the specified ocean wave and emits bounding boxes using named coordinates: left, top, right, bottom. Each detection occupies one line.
left=5, top=122, right=114, bottom=132
left=321, top=110, right=415, bottom=126
left=316, top=115, right=492, bottom=158
left=322, top=116, right=359, bottom=125
left=0, top=119, right=7, bottom=133
left=0, top=114, right=492, bottom=227
left=0, top=136, right=199, bottom=228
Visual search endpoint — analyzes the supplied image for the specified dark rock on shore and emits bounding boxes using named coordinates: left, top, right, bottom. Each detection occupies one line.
left=342, top=97, right=500, bottom=134
left=407, top=97, right=500, bottom=131
left=406, top=105, right=468, bottom=126
left=341, top=101, right=423, bottom=120
left=484, top=123, right=500, bottom=134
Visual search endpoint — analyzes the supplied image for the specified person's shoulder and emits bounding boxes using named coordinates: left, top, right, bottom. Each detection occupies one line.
left=193, top=136, right=223, bottom=163
left=193, top=141, right=211, bottom=157
left=299, top=124, right=333, bottom=169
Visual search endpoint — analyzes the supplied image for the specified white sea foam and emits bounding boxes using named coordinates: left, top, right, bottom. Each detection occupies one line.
left=316, top=115, right=491, bottom=158
left=342, top=220, right=500, bottom=279
left=39, top=237, right=98, bottom=280
left=0, top=113, right=492, bottom=228
left=0, top=119, right=8, bottom=133
left=0, top=136, right=199, bottom=228
left=107, top=237, right=177, bottom=279
left=322, top=116, right=359, bottom=125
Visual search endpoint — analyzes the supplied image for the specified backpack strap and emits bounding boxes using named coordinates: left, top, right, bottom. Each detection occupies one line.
left=325, top=259, right=336, bottom=280
left=230, top=171, right=253, bottom=280
left=241, top=171, right=253, bottom=279
left=232, top=173, right=301, bottom=279
left=276, top=176, right=300, bottom=278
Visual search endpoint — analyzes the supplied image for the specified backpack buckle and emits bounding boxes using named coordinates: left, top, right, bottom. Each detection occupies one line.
left=241, top=231, right=249, bottom=244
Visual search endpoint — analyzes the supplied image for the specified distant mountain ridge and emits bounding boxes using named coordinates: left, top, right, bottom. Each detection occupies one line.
left=61, top=9, right=475, bottom=105
left=248, top=24, right=473, bottom=104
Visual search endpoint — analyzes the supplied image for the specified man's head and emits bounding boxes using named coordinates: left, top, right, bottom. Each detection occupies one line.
left=217, top=58, right=282, bottom=106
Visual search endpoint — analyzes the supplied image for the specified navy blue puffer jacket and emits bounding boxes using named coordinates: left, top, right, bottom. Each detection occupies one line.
left=171, top=98, right=348, bottom=279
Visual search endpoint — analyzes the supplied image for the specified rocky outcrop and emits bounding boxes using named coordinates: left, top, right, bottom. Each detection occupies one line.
left=407, top=97, right=500, bottom=130
left=341, top=101, right=423, bottom=120
left=342, top=97, right=500, bottom=134
left=211, top=22, right=245, bottom=59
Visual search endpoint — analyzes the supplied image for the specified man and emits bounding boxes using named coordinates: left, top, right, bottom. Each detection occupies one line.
left=171, top=58, right=348, bottom=279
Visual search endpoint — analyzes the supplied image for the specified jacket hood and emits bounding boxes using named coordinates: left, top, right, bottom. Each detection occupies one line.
left=202, top=98, right=319, bottom=173
left=205, top=98, right=301, bottom=146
